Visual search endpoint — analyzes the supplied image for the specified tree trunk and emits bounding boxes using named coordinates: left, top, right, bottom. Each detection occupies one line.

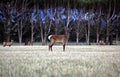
left=55, top=24, right=58, bottom=35
left=76, top=32, right=79, bottom=45
left=87, top=20, right=90, bottom=45
left=43, top=25, right=47, bottom=45
left=96, top=7, right=101, bottom=44
left=40, top=24, right=44, bottom=45
left=18, top=28, right=22, bottom=45
left=106, top=20, right=110, bottom=45
left=96, top=32, right=99, bottom=44
left=106, top=0, right=115, bottom=45
left=76, top=24, right=79, bottom=44
left=31, top=22, right=34, bottom=45
left=18, top=22, right=22, bottom=45
left=7, top=20, right=11, bottom=42
left=66, top=0, right=70, bottom=35
left=115, top=32, right=118, bottom=45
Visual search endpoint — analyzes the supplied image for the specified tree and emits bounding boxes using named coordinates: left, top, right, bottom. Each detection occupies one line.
left=1, top=1, right=12, bottom=42
left=0, top=0, right=120, bottom=45
left=94, top=6, right=102, bottom=44
left=105, top=0, right=116, bottom=44
left=29, top=7, right=37, bottom=44
left=65, top=0, right=71, bottom=34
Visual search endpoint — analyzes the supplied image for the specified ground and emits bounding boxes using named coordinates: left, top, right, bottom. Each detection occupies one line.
left=0, top=45, right=120, bottom=77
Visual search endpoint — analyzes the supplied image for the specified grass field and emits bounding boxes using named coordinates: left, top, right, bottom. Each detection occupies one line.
left=0, top=45, right=120, bottom=77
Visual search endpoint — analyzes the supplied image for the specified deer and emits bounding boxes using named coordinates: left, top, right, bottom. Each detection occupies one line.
left=27, top=41, right=33, bottom=45
left=25, top=39, right=33, bottom=45
left=99, top=40, right=105, bottom=45
left=3, top=40, right=13, bottom=47
left=48, top=29, right=71, bottom=51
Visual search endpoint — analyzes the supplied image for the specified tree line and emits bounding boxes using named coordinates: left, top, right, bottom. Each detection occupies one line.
left=0, top=0, right=120, bottom=45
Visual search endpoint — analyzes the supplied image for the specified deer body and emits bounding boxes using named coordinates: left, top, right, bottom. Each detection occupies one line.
left=3, top=40, right=13, bottom=47
left=25, top=39, right=33, bottom=45
left=48, top=35, right=69, bottom=51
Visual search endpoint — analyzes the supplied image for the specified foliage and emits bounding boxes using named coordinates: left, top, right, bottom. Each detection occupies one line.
left=0, top=0, right=120, bottom=44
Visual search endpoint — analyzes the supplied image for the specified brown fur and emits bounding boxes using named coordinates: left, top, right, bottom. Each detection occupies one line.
left=48, top=35, right=69, bottom=51
left=99, top=40, right=105, bottom=45
left=3, top=40, right=13, bottom=47
left=27, top=41, right=33, bottom=45
left=25, top=39, right=33, bottom=45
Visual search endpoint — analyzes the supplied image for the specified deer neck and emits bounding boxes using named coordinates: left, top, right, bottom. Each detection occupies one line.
left=66, top=33, right=70, bottom=39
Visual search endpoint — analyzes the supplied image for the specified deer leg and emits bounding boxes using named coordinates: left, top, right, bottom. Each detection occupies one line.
left=49, top=45, right=52, bottom=51
left=49, top=43, right=54, bottom=51
left=51, top=45, right=53, bottom=51
left=63, top=44, right=66, bottom=51
left=49, top=45, right=50, bottom=51
left=49, top=44, right=53, bottom=51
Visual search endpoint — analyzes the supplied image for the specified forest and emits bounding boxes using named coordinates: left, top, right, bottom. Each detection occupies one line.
left=0, top=0, right=120, bottom=45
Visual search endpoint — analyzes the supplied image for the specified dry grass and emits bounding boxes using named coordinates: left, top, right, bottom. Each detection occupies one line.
left=0, top=45, right=120, bottom=77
